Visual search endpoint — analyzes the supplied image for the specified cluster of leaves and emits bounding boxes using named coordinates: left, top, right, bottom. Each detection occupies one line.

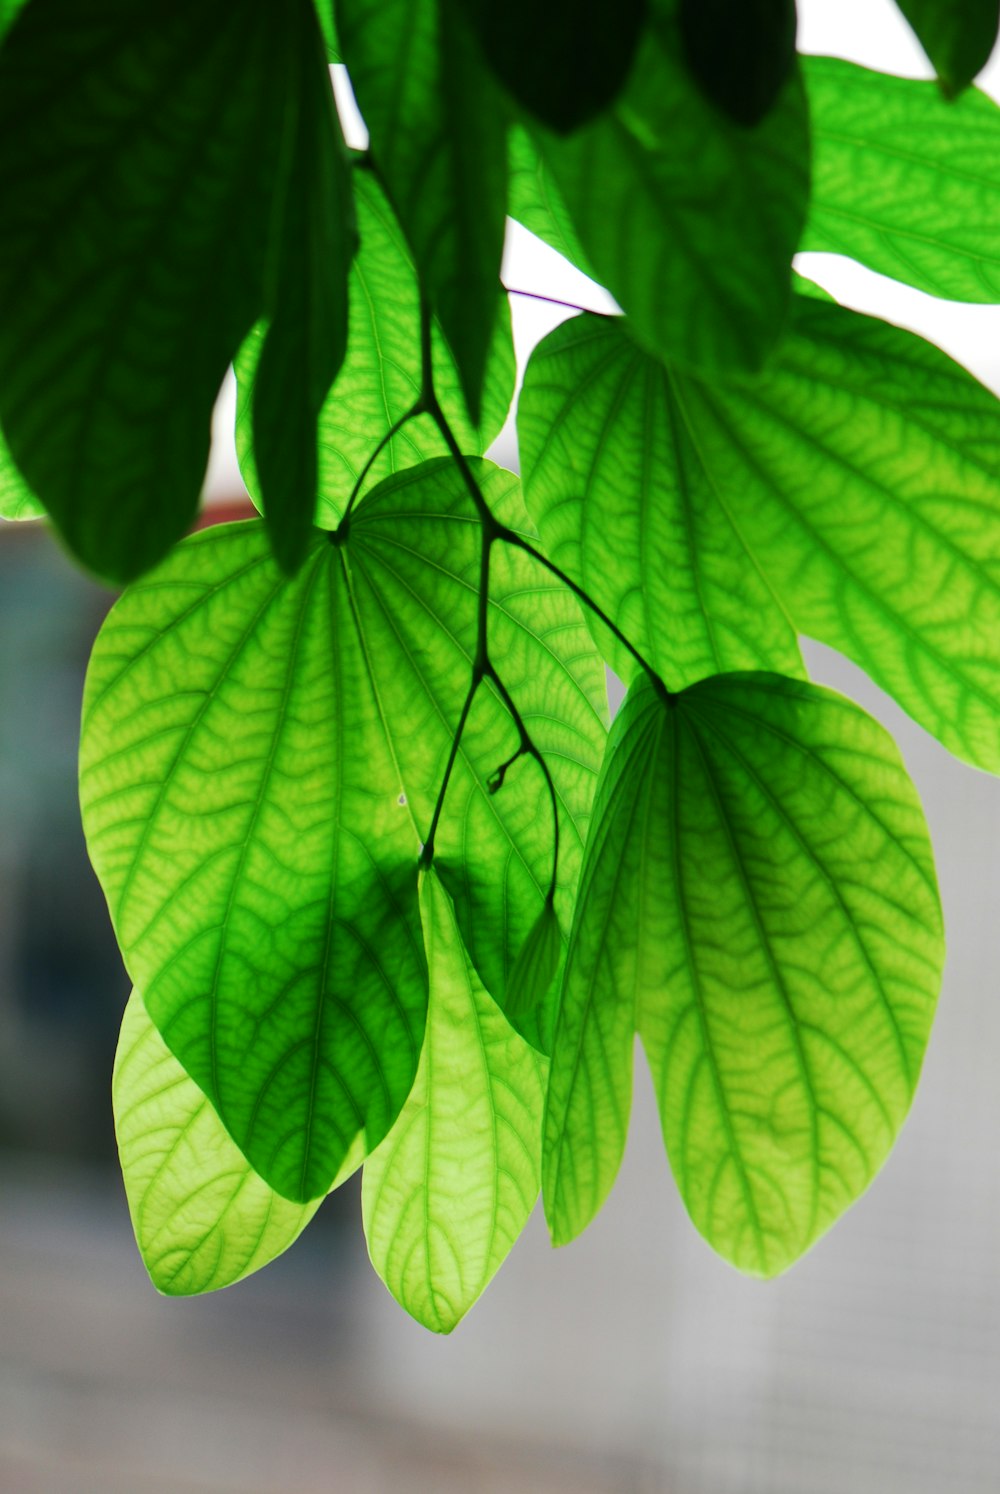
left=1, top=0, right=999, bottom=1330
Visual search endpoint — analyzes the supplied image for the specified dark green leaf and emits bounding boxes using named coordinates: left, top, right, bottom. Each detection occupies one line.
left=81, top=462, right=605, bottom=1198
left=804, top=56, right=1000, bottom=301
left=362, top=868, right=545, bottom=1331
left=114, top=990, right=364, bottom=1295
left=251, top=1, right=355, bottom=575
left=458, top=0, right=647, bottom=134
left=517, top=312, right=805, bottom=689
left=544, top=672, right=943, bottom=1274
left=894, top=0, right=999, bottom=96
left=679, top=0, right=796, bottom=126
left=528, top=6, right=808, bottom=374
left=0, top=0, right=319, bottom=582
left=657, top=292, right=1000, bottom=772
left=0, top=0, right=29, bottom=40
left=336, top=0, right=507, bottom=422
left=235, top=168, right=515, bottom=529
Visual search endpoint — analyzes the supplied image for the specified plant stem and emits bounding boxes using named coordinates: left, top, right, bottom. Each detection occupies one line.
left=335, top=402, right=424, bottom=534
left=499, top=528, right=670, bottom=701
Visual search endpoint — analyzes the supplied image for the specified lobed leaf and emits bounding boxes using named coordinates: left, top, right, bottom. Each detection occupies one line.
left=526, top=0, right=808, bottom=375
left=517, top=312, right=804, bottom=690
left=804, top=56, right=1000, bottom=302
left=114, top=989, right=364, bottom=1296
left=336, top=0, right=507, bottom=422
left=362, top=869, right=545, bottom=1332
left=544, top=671, right=943, bottom=1275
left=235, top=169, right=515, bottom=529
left=81, top=461, right=605, bottom=1200
left=667, top=293, right=1000, bottom=772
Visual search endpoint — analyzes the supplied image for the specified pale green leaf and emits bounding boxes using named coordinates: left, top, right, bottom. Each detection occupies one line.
left=235, top=169, right=515, bottom=529
left=517, top=312, right=804, bottom=690
left=544, top=672, right=943, bottom=1275
left=362, top=869, right=545, bottom=1332
left=506, top=895, right=563, bottom=1024
left=113, top=990, right=364, bottom=1296
left=661, top=292, right=1000, bottom=771
left=528, top=5, right=808, bottom=374
left=804, top=56, right=1000, bottom=301
left=337, top=0, right=507, bottom=421
left=0, top=423, right=43, bottom=520
left=81, top=461, right=605, bottom=1200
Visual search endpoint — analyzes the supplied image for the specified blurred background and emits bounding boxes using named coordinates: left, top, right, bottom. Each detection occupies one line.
left=4, top=1, right=1000, bottom=1490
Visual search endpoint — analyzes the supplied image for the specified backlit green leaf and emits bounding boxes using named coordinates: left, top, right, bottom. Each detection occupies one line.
left=251, top=0, right=355, bottom=575
left=0, top=425, right=42, bottom=520
left=658, top=292, right=1000, bottom=772
left=337, top=0, right=507, bottom=421
left=804, top=57, right=1000, bottom=300
left=235, top=169, right=515, bottom=529
left=517, top=312, right=804, bottom=690
left=528, top=3, right=808, bottom=373
left=81, top=461, right=605, bottom=1199
left=113, top=989, right=364, bottom=1296
left=506, top=128, right=597, bottom=281
left=458, top=0, right=647, bottom=134
left=544, top=671, right=943, bottom=1275
left=362, top=868, right=545, bottom=1331
left=0, top=0, right=314, bottom=582
left=679, top=0, right=796, bottom=127
left=506, top=895, right=563, bottom=1024
left=894, top=0, right=999, bottom=96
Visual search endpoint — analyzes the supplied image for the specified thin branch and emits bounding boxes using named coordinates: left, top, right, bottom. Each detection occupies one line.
left=499, top=528, right=671, bottom=702
left=335, top=401, right=425, bottom=535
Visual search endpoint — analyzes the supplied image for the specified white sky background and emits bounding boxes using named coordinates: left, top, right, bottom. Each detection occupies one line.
left=203, top=0, right=1000, bottom=500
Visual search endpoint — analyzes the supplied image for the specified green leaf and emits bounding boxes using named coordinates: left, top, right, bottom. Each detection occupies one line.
left=234, top=168, right=515, bottom=530
left=506, top=895, right=563, bottom=1024
left=544, top=672, right=943, bottom=1275
left=336, top=0, right=507, bottom=422
left=657, top=292, right=1000, bottom=772
left=457, top=0, right=647, bottom=134
left=506, top=128, right=598, bottom=281
left=362, top=868, right=545, bottom=1332
left=517, top=312, right=805, bottom=690
left=314, top=0, right=340, bottom=59
left=528, top=4, right=809, bottom=374
left=81, top=461, right=605, bottom=1199
left=894, top=0, right=999, bottom=96
left=113, top=989, right=365, bottom=1296
left=0, top=423, right=43, bottom=520
left=804, top=57, right=1000, bottom=302
left=0, top=0, right=29, bottom=40
left=251, top=0, right=355, bottom=575
left=679, top=0, right=797, bottom=127
left=0, top=0, right=321, bottom=582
